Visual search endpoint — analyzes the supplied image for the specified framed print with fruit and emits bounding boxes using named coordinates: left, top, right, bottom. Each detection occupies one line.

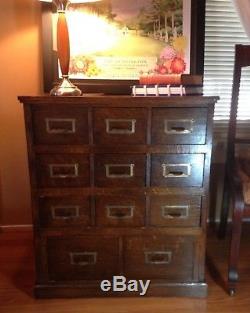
left=41, top=0, right=206, bottom=94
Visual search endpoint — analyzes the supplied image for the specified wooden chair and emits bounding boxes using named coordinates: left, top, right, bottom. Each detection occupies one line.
left=218, top=44, right=250, bottom=295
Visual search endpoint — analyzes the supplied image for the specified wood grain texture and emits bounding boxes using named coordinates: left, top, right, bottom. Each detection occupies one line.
left=93, top=108, right=147, bottom=145
left=94, top=154, right=146, bottom=188
left=151, top=154, right=204, bottom=187
left=151, top=108, right=208, bottom=145
left=123, top=235, right=196, bottom=281
left=95, top=195, right=146, bottom=227
left=36, top=154, right=90, bottom=188
left=38, top=195, right=91, bottom=228
left=47, top=235, right=120, bottom=281
left=149, top=195, right=201, bottom=227
left=33, top=105, right=89, bottom=145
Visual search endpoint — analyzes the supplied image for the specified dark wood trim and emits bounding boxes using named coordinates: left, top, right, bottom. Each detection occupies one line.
left=33, top=145, right=210, bottom=155
left=18, top=95, right=219, bottom=106
left=39, top=227, right=203, bottom=238
left=190, top=0, right=206, bottom=76
left=0, top=225, right=33, bottom=232
left=36, top=187, right=207, bottom=197
left=34, top=282, right=207, bottom=298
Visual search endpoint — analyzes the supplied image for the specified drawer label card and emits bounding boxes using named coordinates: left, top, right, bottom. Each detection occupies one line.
left=100, top=276, right=150, bottom=296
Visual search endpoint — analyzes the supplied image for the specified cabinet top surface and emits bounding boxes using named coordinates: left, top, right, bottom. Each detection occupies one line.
left=18, top=95, right=219, bottom=107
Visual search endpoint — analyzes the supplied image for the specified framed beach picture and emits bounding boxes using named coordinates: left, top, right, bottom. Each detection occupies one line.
left=41, top=0, right=206, bottom=94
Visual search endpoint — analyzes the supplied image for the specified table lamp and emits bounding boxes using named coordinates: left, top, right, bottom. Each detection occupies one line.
left=39, top=0, right=101, bottom=96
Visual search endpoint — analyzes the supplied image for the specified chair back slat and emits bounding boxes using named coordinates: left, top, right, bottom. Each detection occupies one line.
left=227, top=44, right=250, bottom=165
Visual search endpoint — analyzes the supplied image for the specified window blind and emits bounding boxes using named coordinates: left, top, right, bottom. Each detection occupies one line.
left=204, top=0, right=250, bottom=121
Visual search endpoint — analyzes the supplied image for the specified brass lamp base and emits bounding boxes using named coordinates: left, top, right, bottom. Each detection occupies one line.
left=50, top=76, right=82, bottom=96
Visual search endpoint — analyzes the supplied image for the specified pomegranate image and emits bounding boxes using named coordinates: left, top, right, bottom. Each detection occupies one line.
left=170, top=57, right=186, bottom=74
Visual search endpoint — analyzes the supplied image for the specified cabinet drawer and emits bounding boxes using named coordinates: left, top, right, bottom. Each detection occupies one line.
left=93, top=108, right=147, bottom=145
left=33, top=105, right=89, bottom=145
left=39, top=196, right=91, bottom=228
left=151, top=108, right=207, bottom=145
left=95, top=196, right=145, bottom=227
left=47, top=236, right=120, bottom=281
left=94, top=154, right=146, bottom=187
left=151, top=154, right=204, bottom=187
left=124, top=236, right=195, bottom=281
left=36, top=154, right=90, bottom=187
left=149, top=196, right=201, bottom=227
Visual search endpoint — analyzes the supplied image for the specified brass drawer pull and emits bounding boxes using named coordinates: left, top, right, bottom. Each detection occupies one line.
left=162, top=164, right=191, bottom=178
left=106, top=205, right=134, bottom=219
left=164, top=119, right=194, bottom=134
left=105, top=164, right=134, bottom=178
left=145, top=251, right=172, bottom=265
left=70, top=252, right=97, bottom=266
left=46, top=118, right=76, bottom=134
left=161, top=205, right=189, bottom=219
left=106, top=119, right=136, bottom=134
left=49, top=164, right=79, bottom=178
left=51, top=205, right=80, bottom=220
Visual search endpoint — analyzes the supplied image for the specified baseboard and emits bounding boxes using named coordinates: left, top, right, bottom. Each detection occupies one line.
left=0, top=224, right=33, bottom=232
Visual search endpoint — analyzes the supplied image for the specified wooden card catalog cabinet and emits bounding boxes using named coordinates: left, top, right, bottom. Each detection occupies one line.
left=19, top=95, right=218, bottom=298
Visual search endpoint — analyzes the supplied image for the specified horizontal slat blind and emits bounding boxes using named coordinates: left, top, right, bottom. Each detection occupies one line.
left=204, top=0, right=250, bottom=121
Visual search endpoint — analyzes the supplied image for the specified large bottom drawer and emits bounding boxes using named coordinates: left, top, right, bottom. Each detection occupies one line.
left=124, top=236, right=196, bottom=281
left=47, top=236, right=120, bottom=281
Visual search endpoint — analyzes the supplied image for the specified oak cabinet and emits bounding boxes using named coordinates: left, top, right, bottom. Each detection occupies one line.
left=19, top=95, right=218, bottom=298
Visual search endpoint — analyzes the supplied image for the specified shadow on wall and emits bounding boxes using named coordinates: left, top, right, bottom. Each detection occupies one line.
left=0, top=0, right=43, bottom=226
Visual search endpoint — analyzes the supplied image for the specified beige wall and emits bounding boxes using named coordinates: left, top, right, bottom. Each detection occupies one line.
left=0, top=0, right=43, bottom=225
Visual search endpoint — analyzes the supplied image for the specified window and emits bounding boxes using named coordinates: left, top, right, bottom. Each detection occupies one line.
left=204, top=0, right=250, bottom=122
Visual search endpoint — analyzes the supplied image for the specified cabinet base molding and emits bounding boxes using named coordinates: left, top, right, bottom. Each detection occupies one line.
left=0, top=225, right=33, bottom=232
left=34, top=282, right=207, bottom=298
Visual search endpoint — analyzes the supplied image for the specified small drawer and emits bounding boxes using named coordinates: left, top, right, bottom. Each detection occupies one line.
left=149, top=196, right=201, bottom=227
left=33, top=105, right=89, bottom=145
left=94, top=154, right=146, bottom=187
left=93, top=108, right=147, bottom=145
left=36, top=154, right=90, bottom=187
left=151, top=154, right=204, bottom=187
left=95, top=196, right=145, bottom=227
left=39, top=196, right=91, bottom=228
left=124, top=236, right=195, bottom=281
left=47, top=236, right=119, bottom=281
left=151, top=108, right=207, bottom=145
